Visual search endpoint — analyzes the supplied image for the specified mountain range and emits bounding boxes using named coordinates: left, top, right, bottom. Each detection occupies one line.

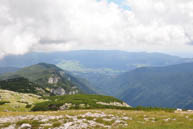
left=0, top=50, right=193, bottom=109
left=0, top=50, right=192, bottom=71
left=2, top=50, right=191, bottom=94
left=107, top=62, right=193, bottom=109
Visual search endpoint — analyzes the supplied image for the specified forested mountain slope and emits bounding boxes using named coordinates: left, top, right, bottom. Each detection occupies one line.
left=111, top=63, right=193, bottom=109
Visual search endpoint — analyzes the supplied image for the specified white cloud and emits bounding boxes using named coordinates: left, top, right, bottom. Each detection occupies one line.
left=126, top=0, right=193, bottom=44
left=0, top=0, right=193, bottom=58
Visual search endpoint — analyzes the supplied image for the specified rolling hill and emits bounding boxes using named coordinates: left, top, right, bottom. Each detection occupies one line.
left=1, top=51, right=193, bottom=109
left=0, top=63, right=96, bottom=95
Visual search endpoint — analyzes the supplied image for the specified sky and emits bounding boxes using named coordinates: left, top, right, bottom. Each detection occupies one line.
left=0, top=0, right=193, bottom=58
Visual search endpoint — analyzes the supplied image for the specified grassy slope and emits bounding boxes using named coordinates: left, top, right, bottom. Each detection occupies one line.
left=0, top=110, right=192, bottom=129
left=32, top=94, right=128, bottom=111
left=0, top=90, right=45, bottom=112
left=0, top=77, right=49, bottom=96
left=0, top=63, right=96, bottom=94
left=1, top=63, right=62, bottom=82
left=106, top=62, right=193, bottom=109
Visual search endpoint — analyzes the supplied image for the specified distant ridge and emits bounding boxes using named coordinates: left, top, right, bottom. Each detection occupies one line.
left=0, top=63, right=96, bottom=95
left=0, top=50, right=191, bottom=71
left=108, top=62, right=193, bottom=109
left=0, top=67, right=19, bottom=74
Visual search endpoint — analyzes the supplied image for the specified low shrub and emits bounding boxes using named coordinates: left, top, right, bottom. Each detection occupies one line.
left=25, top=104, right=32, bottom=108
left=0, top=101, right=10, bottom=105
left=31, top=94, right=126, bottom=111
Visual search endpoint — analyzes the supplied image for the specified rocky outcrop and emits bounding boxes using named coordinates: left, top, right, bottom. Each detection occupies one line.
left=48, top=76, right=60, bottom=84
left=69, top=90, right=79, bottom=95
left=96, top=102, right=131, bottom=107
left=59, top=103, right=73, bottom=110
left=50, top=88, right=79, bottom=95
left=59, top=71, right=65, bottom=76
left=51, top=88, right=66, bottom=95
left=59, top=103, right=90, bottom=110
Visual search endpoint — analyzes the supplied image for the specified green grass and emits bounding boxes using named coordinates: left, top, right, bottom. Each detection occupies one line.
left=31, top=94, right=126, bottom=111
left=31, top=94, right=175, bottom=112
left=0, top=101, right=10, bottom=105
left=95, top=117, right=115, bottom=125
left=52, top=122, right=62, bottom=127
left=0, top=122, right=11, bottom=128
left=16, top=120, right=43, bottom=128
left=0, top=109, right=192, bottom=129
left=0, top=90, right=46, bottom=112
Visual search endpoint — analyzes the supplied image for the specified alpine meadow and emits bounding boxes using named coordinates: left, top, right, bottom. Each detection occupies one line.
left=1, top=0, right=193, bottom=129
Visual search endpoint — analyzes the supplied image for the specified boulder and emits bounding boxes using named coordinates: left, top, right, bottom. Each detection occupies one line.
left=20, top=123, right=31, bottom=129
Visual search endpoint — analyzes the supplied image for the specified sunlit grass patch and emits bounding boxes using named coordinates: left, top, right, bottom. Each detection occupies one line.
left=16, top=120, right=43, bottom=128
left=0, top=122, right=11, bottom=128
left=52, top=121, right=62, bottom=128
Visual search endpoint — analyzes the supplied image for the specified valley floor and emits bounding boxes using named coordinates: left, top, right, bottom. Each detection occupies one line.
left=0, top=109, right=193, bottom=129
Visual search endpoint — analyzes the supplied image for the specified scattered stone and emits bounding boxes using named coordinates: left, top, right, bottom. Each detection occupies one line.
left=122, top=116, right=132, bottom=120
left=114, top=119, right=122, bottom=123
left=40, top=123, right=52, bottom=126
left=3, top=125, right=16, bottom=129
left=0, top=112, right=129, bottom=129
left=20, top=123, right=31, bottom=129
left=96, top=102, right=130, bottom=107
left=51, top=88, right=66, bottom=95
left=60, top=103, right=72, bottom=110
left=63, top=122, right=73, bottom=129
left=163, top=118, right=170, bottom=122
left=144, top=118, right=149, bottom=121
left=103, top=118, right=112, bottom=121
left=176, top=108, right=182, bottom=112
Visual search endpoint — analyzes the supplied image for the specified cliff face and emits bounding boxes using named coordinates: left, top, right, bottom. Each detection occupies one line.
left=48, top=76, right=60, bottom=84
left=51, top=88, right=66, bottom=95
left=47, top=75, right=80, bottom=95
left=50, top=87, right=79, bottom=95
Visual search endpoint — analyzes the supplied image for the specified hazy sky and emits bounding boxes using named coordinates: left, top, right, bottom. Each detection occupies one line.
left=0, top=0, right=193, bottom=58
